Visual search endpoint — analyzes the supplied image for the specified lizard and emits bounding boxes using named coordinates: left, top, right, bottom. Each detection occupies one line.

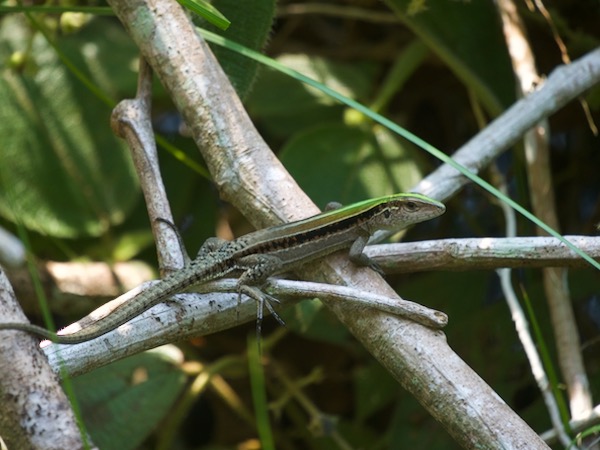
left=0, top=193, right=446, bottom=344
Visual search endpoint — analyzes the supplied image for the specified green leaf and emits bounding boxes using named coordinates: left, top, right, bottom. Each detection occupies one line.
left=354, top=362, right=398, bottom=421
left=280, top=299, right=350, bottom=345
left=280, top=123, right=424, bottom=207
left=178, top=0, right=230, bottom=30
left=195, top=0, right=276, bottom=99
left=248, top=335, right=275, bottom=450
left=72, top=350, right=187, bottom=450
left=247, top=54, right=376, bottom=138
left=384, top=0, right=516, bottom=114
left=0, top=17, right=139, bottom=238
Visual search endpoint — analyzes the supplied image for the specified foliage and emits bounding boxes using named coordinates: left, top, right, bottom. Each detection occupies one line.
left=0, top=0, right=599, bottom=449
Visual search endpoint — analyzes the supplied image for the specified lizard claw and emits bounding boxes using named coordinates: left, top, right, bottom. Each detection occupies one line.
left=238, top=285, right=286, bottom=347
left=368, top=261, right=386, bottom=276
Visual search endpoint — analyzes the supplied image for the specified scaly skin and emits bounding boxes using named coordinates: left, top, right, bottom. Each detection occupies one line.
left=0, top=193, right=445, bottom=344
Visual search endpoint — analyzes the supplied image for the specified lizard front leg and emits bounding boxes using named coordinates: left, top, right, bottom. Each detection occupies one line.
left=348, top=232, right=385, bottom=274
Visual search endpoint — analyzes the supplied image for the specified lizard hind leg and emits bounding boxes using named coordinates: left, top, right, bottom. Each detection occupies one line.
left=238, top=285, right=285, bottom=341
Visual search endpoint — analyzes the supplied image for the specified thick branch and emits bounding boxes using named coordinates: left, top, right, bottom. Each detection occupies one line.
left=0, top=269, right=90, bottom=449
left=104, top=0, right=555, bottom=447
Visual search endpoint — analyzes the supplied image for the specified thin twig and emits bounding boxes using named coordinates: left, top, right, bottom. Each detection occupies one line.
left=541, top=405, right=600, bottom=444
left=38, top=277, right=446, bottom=376
left=6, top=234, right=598, bottom=314
left=110, top=59, right=184, bottom=274
left=368, top=236, right=600, bottom=272
left=498, top=0, right=593, bottom=427
left=414, top=48, right=600, bottom=201
left=493, top=167, right=572, bottom=448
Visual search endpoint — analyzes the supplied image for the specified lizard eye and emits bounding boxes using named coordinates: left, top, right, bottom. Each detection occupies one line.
left=405, top=201, right=418, bottom=211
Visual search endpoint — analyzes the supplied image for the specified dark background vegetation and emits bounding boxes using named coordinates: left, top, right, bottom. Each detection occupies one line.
left=0, top=0, right=599, bottom=448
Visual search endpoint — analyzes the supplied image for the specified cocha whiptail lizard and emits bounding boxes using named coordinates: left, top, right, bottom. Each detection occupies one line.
left=0, top=193, right=445, bottom=344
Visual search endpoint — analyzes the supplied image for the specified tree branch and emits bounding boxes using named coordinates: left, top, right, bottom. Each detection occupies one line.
left=414, top=47, right=600, bottom=201
left=0, top=269, right=91, bottom=449
left=369, top=235, right=600, bottom=272
left=103, top=0, right=565, bottom=447
left=38, top=278, right=446, bottom=377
